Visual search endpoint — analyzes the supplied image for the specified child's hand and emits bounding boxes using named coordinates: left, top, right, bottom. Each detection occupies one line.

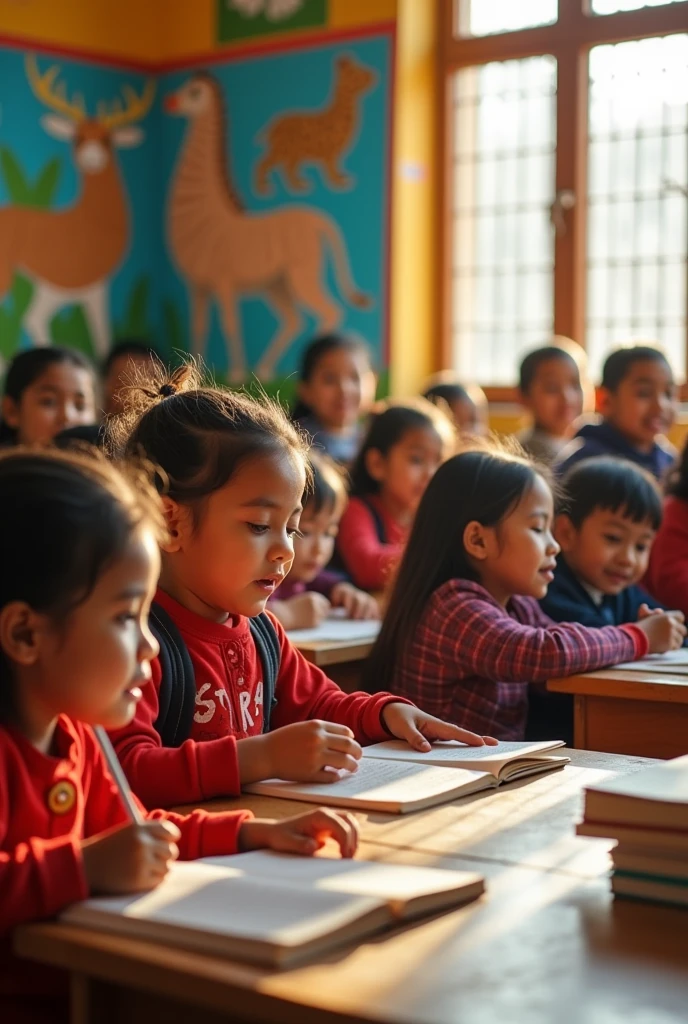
left=261, top=720, right=363, bottom=782
left=330, top=582, right=380, bottom=621
left=636, top=610, right=686, bottom=653
left=238, top=809, right=359, bottom=858
left=81, top=820, right=181, bottom=895
left=285, top=592, right=332, bottom=629
left=381, top=703, right=499, bottom=753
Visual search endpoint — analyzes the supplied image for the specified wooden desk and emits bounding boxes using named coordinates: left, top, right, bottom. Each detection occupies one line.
left=548, top=669, right=688, bottom=758
left=17, top=750, right=688, bottom=1024
left=295, top=637, right=375, bottom=691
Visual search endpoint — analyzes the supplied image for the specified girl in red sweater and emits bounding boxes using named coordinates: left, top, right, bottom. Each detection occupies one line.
left=363, top=442, right=685, bottom=740
left=0, top=448, right=360, bottom=1023
left=645, top=438, right=688, bottom=617
left=109, top=366, right=486, bottom=811
left=336, top=400, right=455, bottom=591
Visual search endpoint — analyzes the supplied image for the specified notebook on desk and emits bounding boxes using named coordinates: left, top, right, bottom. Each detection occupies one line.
left=61, top=850, right=485, bottom=968
left=286, top=618, right=381, bottom=645
left=609, top=649, right=688, bottom=674
left=244, top=741, right=569, bottom=813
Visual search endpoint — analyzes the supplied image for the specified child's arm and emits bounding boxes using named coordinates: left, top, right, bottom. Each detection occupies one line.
left=435, top=591, right=651, bottom=684
left=336, top=498, right=403, bottom=591
left=0, top=829, right=90, bottom=933
left=108, top=658, right=243, bottom=808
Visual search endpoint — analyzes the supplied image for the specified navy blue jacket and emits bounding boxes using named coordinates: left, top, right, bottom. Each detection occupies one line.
left=556, top=420, right=675, bottom=481
left=540, top=554, right=666, bottom=628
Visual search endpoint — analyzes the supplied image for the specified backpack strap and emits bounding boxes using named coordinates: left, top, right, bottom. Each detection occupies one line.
left=149, top=602, right=197, bottom=748
left=359, top=496, right=387, bottom=544
left=249, top=612, right=281, bottom=733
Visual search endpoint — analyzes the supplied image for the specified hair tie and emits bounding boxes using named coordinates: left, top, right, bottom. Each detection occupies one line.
left=159, top=384, right=176, bottom=399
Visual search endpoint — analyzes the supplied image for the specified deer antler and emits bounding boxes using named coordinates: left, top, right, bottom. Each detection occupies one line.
left=98, top=80, right=156, bottom=131
left=25, top=54, right=86, bottom=122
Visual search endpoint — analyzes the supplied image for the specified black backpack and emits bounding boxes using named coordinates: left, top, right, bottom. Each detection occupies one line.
left=148, top=602, right=281, bottom=747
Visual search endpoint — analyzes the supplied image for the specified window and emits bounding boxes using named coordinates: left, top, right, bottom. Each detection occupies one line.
left=442, top=0, right=688, bottom=390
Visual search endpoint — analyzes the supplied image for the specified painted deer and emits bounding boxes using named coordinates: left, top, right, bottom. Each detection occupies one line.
left=0, top=55, right=155, bottom=355
left=165, top=73, right=371, bottom=382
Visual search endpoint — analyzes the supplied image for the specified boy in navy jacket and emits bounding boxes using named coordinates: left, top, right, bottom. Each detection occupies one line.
left=556, top=346, right=676, bottom=481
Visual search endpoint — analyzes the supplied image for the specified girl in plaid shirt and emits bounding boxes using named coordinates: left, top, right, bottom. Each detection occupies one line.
left=364, top=443, right=685, bottom=741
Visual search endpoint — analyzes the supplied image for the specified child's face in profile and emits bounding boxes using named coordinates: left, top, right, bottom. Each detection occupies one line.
left=555, top=508, right=656, bottom=595
left=291, top=500, right=342, bottom=583
left=601, top=359, right=676, bottom=453
left=31, top=527, right=160, bottom=730
left=522, top=357, right=583, bottom=438
left=2, top=364, right=97, bottom=445
left=299, top=348, right=375, bottom=432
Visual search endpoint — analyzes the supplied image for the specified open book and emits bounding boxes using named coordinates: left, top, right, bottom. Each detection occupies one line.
left=244, top=740, right=569, bottom=814
left=362, top=739, right=568, bottom=784
left=61, top=850, right=484, bottom=968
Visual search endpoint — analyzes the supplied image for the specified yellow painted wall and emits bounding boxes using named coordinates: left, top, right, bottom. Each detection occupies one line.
left=389, top=0, right=438, bottom=396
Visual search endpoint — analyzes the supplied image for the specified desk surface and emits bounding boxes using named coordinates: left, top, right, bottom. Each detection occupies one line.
left=294, top=636, right=375, bottom=667
left=548, top=667, right=688, bottom=700
left=17, top=750, right=688, bottom=1024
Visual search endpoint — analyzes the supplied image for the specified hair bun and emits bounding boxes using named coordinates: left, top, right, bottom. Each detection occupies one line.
left=159, top=383, right=176, bottom=399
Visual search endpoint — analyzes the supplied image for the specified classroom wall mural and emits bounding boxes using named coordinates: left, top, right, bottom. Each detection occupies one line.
left=0, top=48, right=163, bottom=366
left=0, top=26, right=393, bottom=385
left=161, top=32, right=392, bottom=383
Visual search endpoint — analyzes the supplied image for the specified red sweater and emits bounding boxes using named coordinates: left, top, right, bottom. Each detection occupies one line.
left=336, top=495, right=408, bottom=590
left=0, top=715, right=251, bottom=1008
left=644, top=496, right=688, bottom=618
left=110, top=590, right=405, bottom=808
left=394, top=579, right=648, bottom=739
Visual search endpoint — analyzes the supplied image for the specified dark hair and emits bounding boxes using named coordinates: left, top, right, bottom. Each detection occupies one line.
left=363, top=442, right=543, bottom=693
left=667, top=436, right=688, bottom=502
left=54, top=423, right=108, bottom=450
left=422, top=382, right=473, bottom=407
left=601, top=345, right=672, bottom=392
left=291, top=332, right=372, bottom=422
left=559, top=457, right=662, bottom=530
left=103, top=339, right=162, bottom=375
left=519, top=346, right=579, bottom=394
left=112, top=363, right=310, bottom=518
left=350, top=399, right=455, bottom=497
left=0, top=447, right=165, bottom=722
left=306, top=450, right=348, bottom=518
left=0, top=347, right=95, bottom=444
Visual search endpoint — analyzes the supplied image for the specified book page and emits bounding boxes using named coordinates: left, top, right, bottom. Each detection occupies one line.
left=362, top=739, right=565, bottom=776
left=202, top=851, right=484, bottom=909
left=609, top=649, right=688, bottom=673
left=286, top=618, right=381, bottom=644
left=62, top=861, right=382, bottom=951
left=244, top=757, right=490, bottom=810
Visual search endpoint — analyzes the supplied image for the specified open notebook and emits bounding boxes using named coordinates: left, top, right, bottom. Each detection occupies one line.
left=61, top=850, right=484, bottom=968
left=609, top=649, right=688, bottom=674
left=362, top=739, right=569, bottom=784
left=286, top=618, right=381, bottom=645
left=244, top=741, right=568, bottom=814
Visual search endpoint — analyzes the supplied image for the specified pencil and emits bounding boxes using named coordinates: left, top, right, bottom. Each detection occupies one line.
left=94, top=725, right=145, bottom=825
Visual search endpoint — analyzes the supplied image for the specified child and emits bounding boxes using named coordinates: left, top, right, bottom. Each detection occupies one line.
left=102, top=338, right=163, bottom=417
left=0, top=448, right=359, bottom=1021
left=0, top=347, right=97, bottom=446
left=270, top=451, right=379, bottom=630
left=336, top=399, right=456, bottom=592
left=292, top=332, right=376, bottom=465
left=517, top=341, right=585, bottom=464
left=645, top=437, right=688, bottom=618
left=557, top=345, right=677, bottom=480
left=422, top=372, right=488, bottom=436
left=541, top=458, right=671, bottom=628
left=363, top=442, right=685, bottom=741
left=109, top=366, right=485, bottom=810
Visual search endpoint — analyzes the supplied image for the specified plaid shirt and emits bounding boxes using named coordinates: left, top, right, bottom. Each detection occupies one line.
left=395, top=579, right=647, bottom=739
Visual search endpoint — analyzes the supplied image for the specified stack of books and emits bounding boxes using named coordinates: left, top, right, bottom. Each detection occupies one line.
left=578, top=754, right=688, bottom=907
